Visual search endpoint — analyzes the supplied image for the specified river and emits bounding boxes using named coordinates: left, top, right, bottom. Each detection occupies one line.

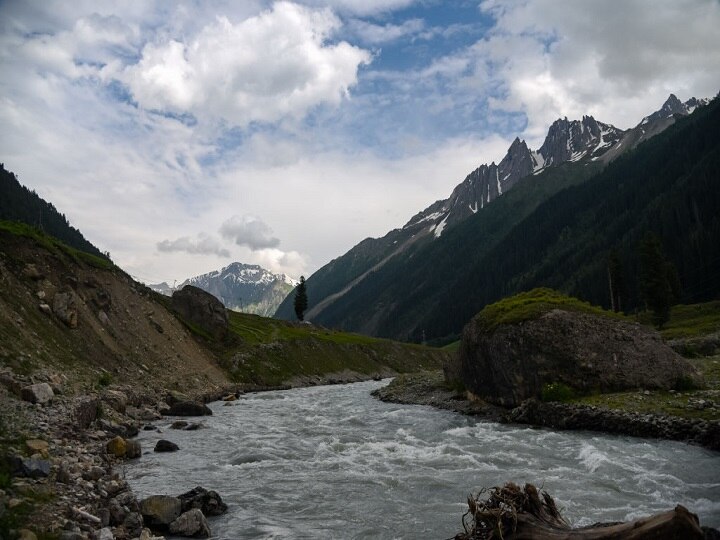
left=125, top=380, right=720, bottom=538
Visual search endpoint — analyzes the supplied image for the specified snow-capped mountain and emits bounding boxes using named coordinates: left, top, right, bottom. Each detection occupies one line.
left=152, top=263, right=297, bottom=317
left=274, top=93, right=710, bottom=325
left=401, top=94, right=704, bottom=240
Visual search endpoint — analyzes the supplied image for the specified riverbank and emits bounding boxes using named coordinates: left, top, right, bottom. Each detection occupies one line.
left=372, top=360, right=720, bottom=452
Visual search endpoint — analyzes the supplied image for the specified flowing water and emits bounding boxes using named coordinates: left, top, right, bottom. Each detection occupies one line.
left=125, top=380, right=720, bottom=539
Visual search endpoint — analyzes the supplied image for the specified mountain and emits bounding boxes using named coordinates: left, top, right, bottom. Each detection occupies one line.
left=153, top=263, right=298, bottom=317
left=274, top=94, right=716, bottom=342
left=0, top=164, right=108, bottom=260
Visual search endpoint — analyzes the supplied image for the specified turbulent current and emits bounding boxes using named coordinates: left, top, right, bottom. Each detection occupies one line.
left=125, top=380, right=720, bottom=538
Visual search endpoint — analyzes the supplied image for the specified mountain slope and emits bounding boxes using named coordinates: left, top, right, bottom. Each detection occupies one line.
left=0, top=164, right=108, bottom=260
left=275, top=94, right=708, bottom=328
left=152, top=262, right=297, bottom=317
left=322, top=95, right=720, bottom=342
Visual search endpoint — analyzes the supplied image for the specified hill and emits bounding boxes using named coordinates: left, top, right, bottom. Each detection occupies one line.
left=0, top=164, right=108, bottom=261
left=0, top=222, right=447, bottom=394
left=277, top=96, right=719, bottom=343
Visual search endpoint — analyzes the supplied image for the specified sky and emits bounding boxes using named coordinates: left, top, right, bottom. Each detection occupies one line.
left=1, top=0, right=718, bottom=285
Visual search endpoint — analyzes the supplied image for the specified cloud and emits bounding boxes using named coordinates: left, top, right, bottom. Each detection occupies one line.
left=220, top=215, right=281, bottom=251
left=348, top=18, right=425, bottom=44
left=476, top=0, right=720, bottom=140
left=115, top=2, right=372, bottom=127
left=157, top=234, right=230, bottom=257
left=253, top=248, right=309, bottom=277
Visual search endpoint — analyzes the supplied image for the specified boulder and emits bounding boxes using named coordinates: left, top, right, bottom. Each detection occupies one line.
left=52, top=291, right=78, bottom=328
left=125, top=439, right=142, bottom=459
left=171, top=285, right=228, bottom=340
left=97, top=527, right=113, bottom=540
left=169, top=509, right=211, bottom=538
left=12, top=457, right=51, bottom=478
left=154, top=440, right=179, bottom=452
left=163, top=401, right=212, bottom=417
left=20, top=383, right=54, bottom=405
left=170, top=421, right=189, bottom=430
left=74, top=396, right=100, bottom=429
left=106, top=436, right=127, bottom=457
left=140, top=495, right=182, bottom=527
left=458, top=306, right=704, bottom=408
left=25, top=439, right=49, bottom=458
left=178, top=486, right=228, bottom=516
left=103, top=390, right=128, bottom=414
left=123, top=511, right=144, bottom=538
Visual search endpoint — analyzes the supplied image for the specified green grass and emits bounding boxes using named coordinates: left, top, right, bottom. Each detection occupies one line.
left=0, top=221, right=113, bottom=270
left=653, top=301, right=720, bottom=339
left=571, top=355, right=720, bottom=421
left=473, top=288, right=623, bottom=332
left=442, top=340, right=461, bottom=352
left=215, top=312, right=446, bottom=386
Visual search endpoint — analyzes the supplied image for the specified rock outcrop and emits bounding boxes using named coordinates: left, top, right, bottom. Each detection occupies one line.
left=458, top=308, right=703, bottom=407
left=171, top=285, right=228, bottom=340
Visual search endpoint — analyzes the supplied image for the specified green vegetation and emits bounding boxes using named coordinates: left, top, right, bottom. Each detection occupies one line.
left=0, top=221, right=113, bottom=270
left=652, top=301, right=720, bottom=340
left=278, top=97, right=720, bottom=344
left=638, top=232, right=680, bottom=328
left=541, top=382, right=576, bottom=403
left=215, top=311, right=446, bottom=386
left=294, top=276, right=308, bottom=321
left=571, top=355, right=720, bottom=422
left=97, top=372, right=112, bottom=387
left=473, top=288, right=622, bottom=332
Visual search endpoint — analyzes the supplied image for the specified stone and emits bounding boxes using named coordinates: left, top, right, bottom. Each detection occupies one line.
left=457, top=308, right=705, bottom=408
left=178, top=486, right=228, bottom=516
left=171, top=285, right=229, bottom=340
left=57, top=464, right=72, bottom=484
left=39, top=303, right=52, bottom=315
left=170, top=421, right=188, bottom=430
left=222, top=394, right=236, bottom=401
left=14, top=457, right=51, bottom=478
left=20, top=383, right=54, bottom=405
left=97, top=310, right=111, bottom=327
left=163, top=401, right=212, bottom=417
left=22, top=263, right=44, bottom=280
left=169, top=508, right=211, bottom=538
left=25, top=439, right=49, bottom=458
left=154, top=439, right=179, bottom=452
left=139, top=495, right=182, bottom=527
left=123, top=511, right=144, bottom=538
left=18, top=529, right=38, bottom=540
left=97, top=527, right=113, bottom=540
left=103, top=390, right=128, bottom=414
left=52, top=291, right=78, bottom=328
left=75, top=396, right=100, bottom=429
left=106, top=436, right=127, bottom=457
left=82, top=466, right=105, bottom=481
left=139, top=529, right=165, bottom=540
left=125, top=439, right=142, bottom=459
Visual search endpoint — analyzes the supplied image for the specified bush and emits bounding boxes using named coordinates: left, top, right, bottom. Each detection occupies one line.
left=541, top=382, right=575, bottom=402
left=98, top=372, right=112, bottom=387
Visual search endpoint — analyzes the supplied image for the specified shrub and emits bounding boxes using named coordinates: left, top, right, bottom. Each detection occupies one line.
left=541, top=382, right=575, bottom=402
left=98, top=372, right=112, bottom=387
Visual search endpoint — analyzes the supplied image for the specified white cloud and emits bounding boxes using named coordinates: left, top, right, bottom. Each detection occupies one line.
left=348, top=18, right=425, bottom=44
left=475, top=0, right=720, bottom=141
left=115, top=2, right=372, bottom=126
left=157, top=234, right=231, bottom=257
left=252, top=248, right=309, bottom=277
left=220, top=215, right=281, bottom=251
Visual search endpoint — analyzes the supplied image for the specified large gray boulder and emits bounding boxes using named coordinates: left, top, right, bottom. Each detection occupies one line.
left=459, top=308, right=703, bottom=408
left=178, top=486, right=228, bottom=516
left=171, top=285, right=228, bottom=340
left=140, top=495, right=182, bottom=527
left=52, top=291, right=78, bottom=328
left=21, top=383, right=54, bottom=405
left=169, top=509, right=211, bottom=538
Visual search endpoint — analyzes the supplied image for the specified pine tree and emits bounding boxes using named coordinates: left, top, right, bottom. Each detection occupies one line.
left=607, top=249, right=625, bottom=313
left=638, top=233, right=678, bottom=328
left=294, top=276, right=308, bottom=321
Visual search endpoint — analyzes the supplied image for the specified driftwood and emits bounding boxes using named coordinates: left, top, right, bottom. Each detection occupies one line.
left=453, top=482, right=705, bottom=540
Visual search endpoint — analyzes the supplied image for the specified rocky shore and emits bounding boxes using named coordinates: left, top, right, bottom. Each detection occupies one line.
left=0, top=366, right=254, bottom=540
left=372, top=371, right=720, bottom=451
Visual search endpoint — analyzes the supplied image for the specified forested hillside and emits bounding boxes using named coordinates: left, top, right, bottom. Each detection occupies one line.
left=293, top=97, right=720, bottom=343
left=0, top=164, right=108, bottom=260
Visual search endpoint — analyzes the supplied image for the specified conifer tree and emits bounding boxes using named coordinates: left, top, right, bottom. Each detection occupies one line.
left=638, top=233, right=678, bottom=328
left=294, top=276, right=308, bottom=321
